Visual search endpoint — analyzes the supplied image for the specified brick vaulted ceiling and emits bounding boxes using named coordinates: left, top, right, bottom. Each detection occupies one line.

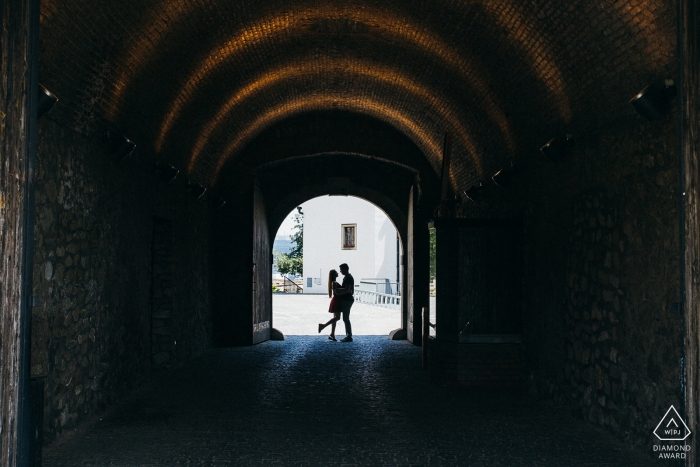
left=38, top=0, right=676, bottom=191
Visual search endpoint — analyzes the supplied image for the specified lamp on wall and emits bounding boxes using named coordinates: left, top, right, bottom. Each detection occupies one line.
left=37, top=84, right=58, bottom=118
left=540, top=134, right=573, bottom=162
left=210, top=197, right=227, bottom=209
left=433, top=203, right=451, bottom=218
left=464, top=184, right=484, bottom=201
left=630, top=79, right=676, bottom=121
left=492, top=167, right=515, bottom=188
left=186, top=180, right=207, bottom=199
left=104, top=131, right=136, bottom=160
left=154, top=162, right=179, bottom=183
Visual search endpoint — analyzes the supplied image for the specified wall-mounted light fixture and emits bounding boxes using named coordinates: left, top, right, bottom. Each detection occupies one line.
left=104, top=131, right=136, bottom=160
left=210, top=197, right=227, bottom=209
left=540, top=134, right=573, bottom=163
left=37, top=84, right=58, bottom=118
left=630, top=79, right=676, bottom=121
left=154, top=162, right=179, bottom=183
left=186, top=180, right=207, bottom=199
left=433, top=203, right=451, bottom=218
left=464, top=184, right=485, bottom=201
left=492, top=168, right=514, bottom=188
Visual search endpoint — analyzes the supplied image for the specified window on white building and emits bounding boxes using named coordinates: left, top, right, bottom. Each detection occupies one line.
left=341, top=224, right=357, bottom=250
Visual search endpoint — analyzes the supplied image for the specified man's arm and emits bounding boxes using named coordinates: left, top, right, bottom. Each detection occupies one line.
left=335, top=276, right=355, bottom=296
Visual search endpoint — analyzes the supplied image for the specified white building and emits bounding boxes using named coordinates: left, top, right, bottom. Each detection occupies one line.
left=302, top=196, right=401, bottom=294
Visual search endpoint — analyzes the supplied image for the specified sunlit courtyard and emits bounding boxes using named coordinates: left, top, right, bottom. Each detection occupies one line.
left=273, top=293, right=401, bottom=336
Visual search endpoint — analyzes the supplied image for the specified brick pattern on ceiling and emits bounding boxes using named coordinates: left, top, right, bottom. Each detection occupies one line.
left=39, top=0, right=675, bottom=191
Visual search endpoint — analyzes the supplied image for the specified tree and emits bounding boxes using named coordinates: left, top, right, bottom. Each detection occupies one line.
left=275, top=207, right=303, bottom=277
left=288, top=207, right=303, bottom=258
left=275, top=253, right=303, bottom=277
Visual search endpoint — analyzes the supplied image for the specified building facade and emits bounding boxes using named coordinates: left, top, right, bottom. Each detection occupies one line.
left=302, top=196, right=401, bottom=294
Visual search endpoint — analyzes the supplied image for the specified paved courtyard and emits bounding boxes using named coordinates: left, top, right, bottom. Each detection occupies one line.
left=43, top=337, right=663, bottom=466
left=273, top=293, right=402, bottom=337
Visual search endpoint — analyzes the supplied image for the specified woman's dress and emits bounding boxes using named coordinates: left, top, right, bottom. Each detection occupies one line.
left=329, top=281, right=342, bottom=314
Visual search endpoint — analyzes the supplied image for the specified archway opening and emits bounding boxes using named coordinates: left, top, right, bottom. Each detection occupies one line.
left=272, top=195, right=403, bottom=338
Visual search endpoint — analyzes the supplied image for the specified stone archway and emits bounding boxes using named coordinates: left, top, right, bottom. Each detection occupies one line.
left=259, top=152, right=431, bottom=343
left=269, top=193, right=405, bottom=339
left=208, top=152, right=433, bottom=347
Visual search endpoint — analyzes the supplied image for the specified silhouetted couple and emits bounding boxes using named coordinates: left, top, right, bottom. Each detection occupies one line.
left=318, top=263, right=354, bottom=342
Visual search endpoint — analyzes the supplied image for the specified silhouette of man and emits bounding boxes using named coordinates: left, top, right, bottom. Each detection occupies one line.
left=335, top=263, right=355, bottom=342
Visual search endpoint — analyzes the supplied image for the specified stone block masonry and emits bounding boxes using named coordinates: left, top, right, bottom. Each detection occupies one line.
left=564, top=189, right=681, bottom=440
left=456, top=113, right=682, bottom=450
left=30, top=119, right=212, bottom=443
left=551, top=122, right=682, bottom=450
left=151, top=218, right=174, bottom=369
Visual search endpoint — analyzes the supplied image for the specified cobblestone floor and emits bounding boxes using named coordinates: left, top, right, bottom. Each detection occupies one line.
left=44, top=337, right=662, bottom=466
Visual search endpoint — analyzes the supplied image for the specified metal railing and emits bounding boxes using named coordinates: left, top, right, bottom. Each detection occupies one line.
left=282, top=276, right=303, bottom=293
left=358, top=279, right=401, bottom=295
left=388, top=282, right=401, bottom=296
left=354, top=289, right=401, bottom=310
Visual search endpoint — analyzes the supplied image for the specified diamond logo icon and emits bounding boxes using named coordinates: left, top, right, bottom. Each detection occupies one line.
left=654, top=406, right=691, bottom=441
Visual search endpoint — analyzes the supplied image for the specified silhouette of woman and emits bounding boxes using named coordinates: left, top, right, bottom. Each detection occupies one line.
left=318, top=269, right=342, bottom=341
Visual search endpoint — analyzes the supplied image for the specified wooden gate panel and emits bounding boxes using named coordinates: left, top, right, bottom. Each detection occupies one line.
left=252, top=186, right=271, bottom=344
left=1, top=0, right=39, bottom=463
left=407, top=186, right=416, bottom=343
left=457, top=225, right=523, bottom=337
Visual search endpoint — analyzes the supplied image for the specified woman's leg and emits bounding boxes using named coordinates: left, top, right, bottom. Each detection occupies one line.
left=322, top=317, right=336, bottom=327
left=330, top=313, right=340, bottom=337
left=319, top=315, right=337, bottom=333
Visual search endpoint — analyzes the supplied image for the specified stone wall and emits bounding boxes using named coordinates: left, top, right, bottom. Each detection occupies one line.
left=151, top=218, right=175, bottom=369
left=456, top=112, right=681, bottom=449
left=30, top=119, right=212, bottom=443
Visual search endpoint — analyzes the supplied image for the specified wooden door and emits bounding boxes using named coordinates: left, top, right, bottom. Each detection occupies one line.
left=252, top=185, right=271, bottom=344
